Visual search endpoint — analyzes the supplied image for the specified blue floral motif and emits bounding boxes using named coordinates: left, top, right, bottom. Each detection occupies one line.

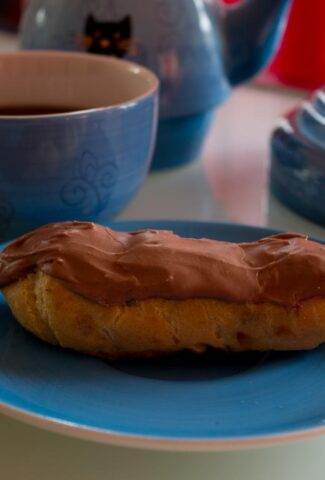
left=60, top=151, right=118, bottom=215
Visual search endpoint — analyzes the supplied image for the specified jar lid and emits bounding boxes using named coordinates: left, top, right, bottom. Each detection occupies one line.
left=270, top=87, right=325, bottom=226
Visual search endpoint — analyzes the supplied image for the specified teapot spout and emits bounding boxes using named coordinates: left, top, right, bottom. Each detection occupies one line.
left=218, top=0, right=292, bottom=86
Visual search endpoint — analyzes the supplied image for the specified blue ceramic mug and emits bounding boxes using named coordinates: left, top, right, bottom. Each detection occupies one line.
left=0, top=51, right=159, bottom=242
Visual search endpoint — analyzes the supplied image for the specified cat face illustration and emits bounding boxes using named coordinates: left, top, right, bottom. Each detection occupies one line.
left=83, top=14, right=132, bottom=58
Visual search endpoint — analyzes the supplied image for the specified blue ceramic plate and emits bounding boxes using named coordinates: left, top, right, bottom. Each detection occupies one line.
left=0, top=220, right=324, bottom=451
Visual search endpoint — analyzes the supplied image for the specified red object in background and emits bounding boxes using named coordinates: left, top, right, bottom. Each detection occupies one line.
left=222, top=0, right=325, bottom=90
left=223, top=0, right=325, bottom=91
left=268, top=0, right=325, bottom=91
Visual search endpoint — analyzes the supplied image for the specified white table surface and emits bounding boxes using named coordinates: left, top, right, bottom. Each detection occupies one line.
left=121, top=85, right=324, bottom=239
left=1, top=31, right=325, bottom=480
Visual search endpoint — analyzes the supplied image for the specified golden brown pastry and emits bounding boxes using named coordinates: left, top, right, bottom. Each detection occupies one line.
left=0, top=221, right=324, bottom=360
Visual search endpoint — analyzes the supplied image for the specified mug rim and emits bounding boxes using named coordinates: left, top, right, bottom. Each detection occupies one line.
left=0, top=50, right=159, bottom=120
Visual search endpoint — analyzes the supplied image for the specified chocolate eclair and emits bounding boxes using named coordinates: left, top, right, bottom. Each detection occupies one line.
left=0, top=221, right=324, bottom=359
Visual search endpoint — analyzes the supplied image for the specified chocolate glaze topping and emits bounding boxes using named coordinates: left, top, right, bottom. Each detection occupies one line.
left=0, top=221, right=324, bottom=307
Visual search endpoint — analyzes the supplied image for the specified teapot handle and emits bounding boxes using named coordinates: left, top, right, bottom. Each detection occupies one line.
left=216, top=0, right=293, bottom=86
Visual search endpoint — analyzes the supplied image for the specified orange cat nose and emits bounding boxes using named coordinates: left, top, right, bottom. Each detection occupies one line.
left=100, top=39, right=111, bottom=48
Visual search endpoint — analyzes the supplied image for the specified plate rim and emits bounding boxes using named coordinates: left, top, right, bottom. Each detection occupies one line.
left=0, top=219, right=324, bottom=451
left=1, top=400, right=325, bottom=452
left=109, top=219, right=283, bottom=235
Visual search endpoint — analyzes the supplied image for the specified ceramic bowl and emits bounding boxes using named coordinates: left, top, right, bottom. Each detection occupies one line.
left=0, top=51, right=159, bottom=242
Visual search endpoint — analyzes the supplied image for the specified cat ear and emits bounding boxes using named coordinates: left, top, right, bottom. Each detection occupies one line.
left=120, top=15, right=131, bottom=33
left=86, top=14, right=96, bottom=26
left=121, top=15, right=131, bottom=27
